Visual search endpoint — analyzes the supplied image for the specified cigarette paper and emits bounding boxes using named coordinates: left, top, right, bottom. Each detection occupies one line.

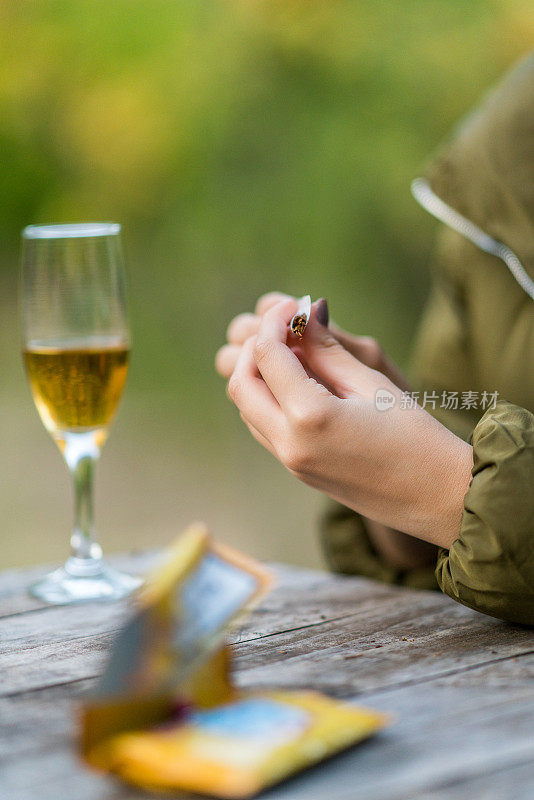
left=290, top=294, right=311, bottom=338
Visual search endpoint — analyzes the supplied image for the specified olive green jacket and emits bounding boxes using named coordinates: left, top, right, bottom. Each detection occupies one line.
left=322, top=53, right=534, bottom=625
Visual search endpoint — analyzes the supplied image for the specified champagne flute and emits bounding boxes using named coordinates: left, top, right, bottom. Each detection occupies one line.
left=21, top=223, right=142, bottom=603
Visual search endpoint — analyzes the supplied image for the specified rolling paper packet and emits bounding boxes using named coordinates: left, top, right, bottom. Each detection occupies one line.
left=81, top=523, right=388, bottom=797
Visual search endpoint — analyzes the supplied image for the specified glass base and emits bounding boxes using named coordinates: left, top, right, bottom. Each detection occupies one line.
left=30, top=557, right=143, bottom=604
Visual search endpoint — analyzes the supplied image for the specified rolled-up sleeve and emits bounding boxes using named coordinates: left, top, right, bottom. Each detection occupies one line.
left=436, top=400, right=534, bottom=625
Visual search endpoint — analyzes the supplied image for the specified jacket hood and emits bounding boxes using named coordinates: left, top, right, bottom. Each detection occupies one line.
left=422, top=52, right=534, bottom=274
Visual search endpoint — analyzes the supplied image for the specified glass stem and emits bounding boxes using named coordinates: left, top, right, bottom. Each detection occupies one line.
left=63, top=432, right=103, bottom=572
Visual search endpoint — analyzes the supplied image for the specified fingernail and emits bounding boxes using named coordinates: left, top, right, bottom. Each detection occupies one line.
left=316, top=298, right=329, bottom=326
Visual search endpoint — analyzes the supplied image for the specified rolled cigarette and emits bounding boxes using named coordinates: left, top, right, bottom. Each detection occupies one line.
left=290, top=295, right=311, bottom=338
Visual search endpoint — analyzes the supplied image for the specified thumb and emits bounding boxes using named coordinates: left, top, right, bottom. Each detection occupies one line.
left=299, top=301, right=380, bottom=398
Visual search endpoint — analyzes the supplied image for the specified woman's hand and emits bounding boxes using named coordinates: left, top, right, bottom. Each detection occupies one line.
left=216, top=291, right=410, bottom=392
left=224, top=298, right=473, bottom=550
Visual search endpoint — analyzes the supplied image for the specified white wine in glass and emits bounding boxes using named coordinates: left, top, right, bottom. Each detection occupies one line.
left=21, top=223, right=142, bottom=603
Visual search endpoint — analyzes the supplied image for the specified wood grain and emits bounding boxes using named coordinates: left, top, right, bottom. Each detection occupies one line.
left=1, top=553, right=533, bottom=800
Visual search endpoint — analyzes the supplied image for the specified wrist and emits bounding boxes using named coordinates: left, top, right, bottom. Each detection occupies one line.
left=408, top=430, right=473, bottom=548
left=435, top=437, right=473, bottom=549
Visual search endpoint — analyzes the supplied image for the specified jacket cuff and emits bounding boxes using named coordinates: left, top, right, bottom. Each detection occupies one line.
left=320, top=502, right=438, bottom=591
left=435, top=399, right=534, bottom=624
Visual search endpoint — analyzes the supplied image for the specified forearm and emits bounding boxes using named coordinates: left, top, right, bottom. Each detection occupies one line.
left=401, top=427, right=473, bottom=549
left=320, top=411, right=474, bottom=553
left=364, top=518, right=438, bottom=571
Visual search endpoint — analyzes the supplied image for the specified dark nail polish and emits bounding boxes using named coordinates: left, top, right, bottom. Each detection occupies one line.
left=316, top=298, right=329, bottom=326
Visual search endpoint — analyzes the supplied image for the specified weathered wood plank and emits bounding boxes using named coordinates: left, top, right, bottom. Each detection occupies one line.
left=2, top=679, right=534, bottom=800
left=0, top=550, right=161, bottom=619
left=2, top=654, right=534, bottom=763
left=0, top=564, right=404, bottom=696
left=233, top=602, right=534, bottom=697
left=2, top=559, right=533, bottom=800
left=2, top=563, right=533, bottom=698
left=0, top=564, right=384, bottom=654
left=0, top=565, right=373, bottom=696
left=408, top=761, right=534, bottom=800
left=258, top=685, right=534, bottom=800
left=0, top=602, right=128, bottom=655
left=1, top=632, right=118, bottom=697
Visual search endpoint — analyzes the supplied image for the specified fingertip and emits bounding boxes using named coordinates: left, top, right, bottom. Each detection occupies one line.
left=215, top=344, right=226, bottom=374
left=215, top=343, right=239, bottom=379
left=256, top=297, right=298, bottom=346
left=255, top=291, right=293, bottom=316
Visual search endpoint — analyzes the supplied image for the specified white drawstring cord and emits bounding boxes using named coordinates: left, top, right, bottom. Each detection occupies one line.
left=411, top=178, right=534, bottom=302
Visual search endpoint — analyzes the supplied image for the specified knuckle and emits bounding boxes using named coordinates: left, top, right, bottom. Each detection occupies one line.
left=359, top=336, right=383, bottom=369
left=289, top=403, right=329, bottom=434
left=321, top=334, right=344, bottom=353
left=253, top=338, right=274, bottom=364
left=280, top=441, right=308, bottom=474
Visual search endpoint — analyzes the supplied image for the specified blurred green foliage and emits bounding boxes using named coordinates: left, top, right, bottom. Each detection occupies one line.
left=1, top=1, right=533, bottom=566
left=2, top=1, right=533, bottom=399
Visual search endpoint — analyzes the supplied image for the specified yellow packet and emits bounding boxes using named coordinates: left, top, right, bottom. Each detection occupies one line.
left=99, top=690, right=386, bottom=798
left=81, top=523, right=388, bottom=797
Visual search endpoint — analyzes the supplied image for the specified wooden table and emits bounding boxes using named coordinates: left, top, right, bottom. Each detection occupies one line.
left=1, top=551, right=534, bottom=800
